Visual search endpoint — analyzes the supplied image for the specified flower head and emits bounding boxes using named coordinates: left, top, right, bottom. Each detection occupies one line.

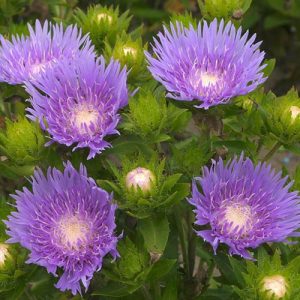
left=26, top=56, right=128, bottom=159
left=146, top=19, right=266, bottom=109
left=189, top=155, right=300, bottom=259
left=0, top=20, right=94, bottom=85
left=5, top=162, right=119, bottom=294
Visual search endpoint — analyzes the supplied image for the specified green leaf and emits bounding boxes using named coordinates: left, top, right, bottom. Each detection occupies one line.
left=263, top=58, right=276, bottom=77
left=138, top=214, right=170, bottom=254
left=147, top=259, right=176, bottom=282
left=92, top=282, right=141, bottom=297
left=160, top=174, right=182, bottom=194
left=162, top=277, right=178, bottom=300
left=197, top=286, right=238, bottom=300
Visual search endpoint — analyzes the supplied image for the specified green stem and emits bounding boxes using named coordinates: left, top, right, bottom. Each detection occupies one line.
left=256, top=137, right=264, bottom=155
left=187, top=211, right=196, bottom=280
left=142, top=285, right=153, bottom=300
left=201, top=261, right=215, bottom=294
left=153, top=281, right=161, bottom=299
left=262, top=141, right=281, bottom=162
left=174, top=207, right=190, bottom=278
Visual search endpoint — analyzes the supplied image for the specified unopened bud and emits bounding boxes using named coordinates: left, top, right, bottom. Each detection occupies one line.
left=290, top=105, right=300, bottom=121
left=125, top=167, right=155, bottom=192
left=262, top=275, right=287, bottom=299
left=123, top=46, right=137, bottom=57
left=97, top=13, right=113, bottom=24
left=0, top=244, right=9, bottom=267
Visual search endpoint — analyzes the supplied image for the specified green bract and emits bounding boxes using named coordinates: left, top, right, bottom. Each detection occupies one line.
left=198, top=0, right=252, bottom=21
left=74, top=5, right=132, bottom=53
left=98, top=154, right=189, bottom=218
left=234, top=249, right=300, bottom=299
left=0, top=116, right=44, bottom=165
left=263, top=88, right=300, bottom=145
left=105, top=32, right=148, bottom=82
left=122, top=88, right=191, bottom=143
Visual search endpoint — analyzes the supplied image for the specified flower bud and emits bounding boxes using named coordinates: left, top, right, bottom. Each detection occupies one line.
left=198, top=0, right=251, bottom=22
left=0, top=117, right=45, bottom=164
left=290, top=105, right=300, bottom=121
left=96, top=12, right=113, bottom=24
left=0, top=244, right=10, bottom=268
left=262, top=275, right=287, bottom=299
left=125, top=167, right=155, bottom=192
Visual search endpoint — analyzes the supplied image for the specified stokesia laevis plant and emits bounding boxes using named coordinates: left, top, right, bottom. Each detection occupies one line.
left=0, top=20, right=95, bottom=85
left=145, top=19, right=266, bottom=109
left=189, top=155, right=300, bottom=259
left=5, top=162, right=119, bottom=295
left=26, top=55, right=128, bottom=159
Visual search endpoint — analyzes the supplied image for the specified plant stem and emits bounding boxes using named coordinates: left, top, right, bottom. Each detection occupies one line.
left=262, top=141, right=281, bottom=162
left=142, top=285, right=153, bottom=300
left=256, top=137, right=264, bottom=154
left=174, top=207, right=190, bottom=277
left=201, top=261, right=215, bottom=294
left=153, top=281, right=161, bottom=299
left=187, top=211, right=196, bottom=279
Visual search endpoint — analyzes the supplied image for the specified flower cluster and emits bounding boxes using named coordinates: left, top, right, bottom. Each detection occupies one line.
left=1, top=10, right=300, bottom=299
left=5, top=162, right=119, bottom=295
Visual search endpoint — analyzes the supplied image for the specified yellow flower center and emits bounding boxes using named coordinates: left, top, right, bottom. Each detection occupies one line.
left=200, top=72, right=218, bottom=88
left=56, top=215, right=89, bottom=250
left=189, top=69, right=219, bottom=90
left=262, top=275, right=287, bottom=299
left=73, top=105, right=99, bottom=135
left=224, top=204, right=252, bottom=234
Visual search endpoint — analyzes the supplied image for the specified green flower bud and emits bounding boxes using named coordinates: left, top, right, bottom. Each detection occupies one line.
left=122, top=90, right=167, bottom=140
left=105, top=34, right=147, bottom=82
left=74, top=5, right=132, bottom=53
left=262, top=88, right=300, bottom=144
left=198, top=0, right=252, bottom=22
left=0, top=117, right=45, bottom=164
left=114, top=238, right=149, bottom=280
left=169, top=12, right=197, bottom=28
left=99, top=154, right=189, bottom=218
left=234, top=249, right=300, bottom=300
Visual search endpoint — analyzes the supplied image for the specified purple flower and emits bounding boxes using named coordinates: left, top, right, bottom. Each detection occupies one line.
left=189, top=155, right=300, bottom=259
left=5, top=162, right=119, bottom=294
left=0, top=20, right=94, bottom=85
left=145, top=19, right=266, bottom=109
left=26, top=55, right=128, bottom=159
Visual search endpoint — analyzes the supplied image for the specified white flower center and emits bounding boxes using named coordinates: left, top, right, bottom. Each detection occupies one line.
left=123, top=46, right=137, bottom=57
left=262, top=275, right=287, bottom=299
left=56, top=215, right=89, bottom=250
left=0, top=244, right=9, bottom=266
left=125, top=167, right=155, bottom=192
left=224, top=204, right=252, bottom=233
left=290, top=106, right=300, bottom=120
left=189, top=69, right=219, bottom=89
left=73, top=105, right=99, bottom=135
left=97, top=13, right=113, bottom=23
